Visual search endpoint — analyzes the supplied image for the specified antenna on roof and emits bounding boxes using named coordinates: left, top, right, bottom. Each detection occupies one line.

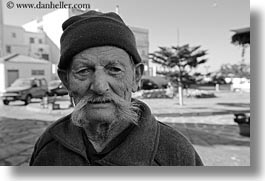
left=115, top=5, right=120, bottom=14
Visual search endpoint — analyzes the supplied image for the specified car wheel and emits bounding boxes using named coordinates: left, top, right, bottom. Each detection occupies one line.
left=24, top=95, right=32, bottom=105
left=3, top=100, right=9, bottom=105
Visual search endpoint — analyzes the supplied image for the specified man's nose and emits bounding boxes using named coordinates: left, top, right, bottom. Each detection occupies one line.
left=89, top=70, right=109, bottom=95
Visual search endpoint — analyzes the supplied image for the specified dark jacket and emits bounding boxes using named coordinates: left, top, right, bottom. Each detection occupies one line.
left=30, top=99, right=203, bottom=166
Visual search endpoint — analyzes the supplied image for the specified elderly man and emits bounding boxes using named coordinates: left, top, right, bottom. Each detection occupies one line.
left=30, top=11, right=203, bottom=166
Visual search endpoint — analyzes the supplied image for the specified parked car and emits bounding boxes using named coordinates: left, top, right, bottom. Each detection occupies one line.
left=0, top=77, right=48, bottom=105
left=141, top=79, right=159, bottom=90
left=231, top=78, right=250, bottom=92
left=140, top=76, right=168, bottom=90
left=48, top=80, right=68, bottom=96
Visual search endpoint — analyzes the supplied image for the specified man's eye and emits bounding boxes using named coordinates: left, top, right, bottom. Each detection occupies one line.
left=75, top=68, right=92, bottom=75
left=108, top=67, right=122, bottom=73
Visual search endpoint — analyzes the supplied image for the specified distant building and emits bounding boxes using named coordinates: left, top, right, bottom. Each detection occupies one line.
left=1, top=25, right=51, bottom=62
left=0, top=1, right=4, bottom=56
left=23, top=9, right=150, bottom=75
left=0, top=0, right=53, bottom=91
left=0, top=54, right=52, bottom=92
left=130, top=27, right=149, bottom=74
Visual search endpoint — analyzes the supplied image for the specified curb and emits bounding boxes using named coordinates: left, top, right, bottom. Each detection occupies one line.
left=26, top=102, right=73, bottom=115
left=154, top=109, right=250, bottom=117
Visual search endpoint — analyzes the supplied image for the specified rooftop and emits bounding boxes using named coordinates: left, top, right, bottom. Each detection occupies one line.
left=0, top=54, right=50, bottom=64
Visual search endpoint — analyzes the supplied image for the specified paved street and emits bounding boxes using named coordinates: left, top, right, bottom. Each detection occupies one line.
left=0, top=92, right=250, bottom=166
left=0, top=117, right=49, bottom=166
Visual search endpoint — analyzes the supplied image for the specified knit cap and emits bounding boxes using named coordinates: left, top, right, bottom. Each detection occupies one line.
left=58, top=10, right=141, bottom=70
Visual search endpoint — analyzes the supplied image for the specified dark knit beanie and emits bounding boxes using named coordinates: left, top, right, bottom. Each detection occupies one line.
left=58, top=10, right=142, bottom=70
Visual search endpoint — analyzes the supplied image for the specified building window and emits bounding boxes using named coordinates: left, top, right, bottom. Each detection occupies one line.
left=32, top=69, right=45, bottom=76
left=38, top=48, right=43, bottom=52
left=41, top=54, right=49, bottom=60
left=39, top=39, right=43, bottom=44
left=6, top=46, right=11, bottom=53
left=12, top=32, right=16, bottom=38
left=30, top=37, right=35, bottom=44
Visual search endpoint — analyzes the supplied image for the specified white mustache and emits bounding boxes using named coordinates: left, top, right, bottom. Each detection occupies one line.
left=75, top=93, right=128, bottom=108
left=71, top=93, right=140, bottom=127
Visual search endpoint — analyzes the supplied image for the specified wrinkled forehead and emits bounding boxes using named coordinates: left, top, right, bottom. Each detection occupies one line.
left=72, top=46, right=133, bottom=67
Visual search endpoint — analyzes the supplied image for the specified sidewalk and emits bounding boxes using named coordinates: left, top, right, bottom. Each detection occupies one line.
left=163, top=117, right=250, bottom=166
left=141, top=91, right=250, bottom=117
left=25, top=92, right=250, bottom=118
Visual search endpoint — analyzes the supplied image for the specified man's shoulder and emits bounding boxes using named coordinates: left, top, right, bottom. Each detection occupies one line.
left=158, top=121, right=194, bottom=149
left=155, top=121, right=201, bottom=165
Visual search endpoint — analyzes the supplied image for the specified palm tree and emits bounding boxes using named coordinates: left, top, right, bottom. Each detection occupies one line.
left=149, top=44, right=207, bottom=106
left=231, top=27, right=250, bottom=79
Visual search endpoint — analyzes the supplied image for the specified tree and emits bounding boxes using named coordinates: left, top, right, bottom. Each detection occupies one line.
left=231, top=28, right=250, bottom=66
left=219, top=63, right=250, bottom=79
left=149, top=44, right=207, bottom=106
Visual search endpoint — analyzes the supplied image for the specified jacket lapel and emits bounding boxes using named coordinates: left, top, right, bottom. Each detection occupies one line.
left=96, top=100, right=160, bottom=166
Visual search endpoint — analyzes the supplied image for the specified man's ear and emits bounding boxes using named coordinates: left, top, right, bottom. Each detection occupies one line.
left=132, top=63, right=144, bottom=92
left=57, top=69, right=69, bottom=90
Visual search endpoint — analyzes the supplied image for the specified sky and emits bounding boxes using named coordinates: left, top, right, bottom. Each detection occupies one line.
left=1, top=0, right=250, bottom=72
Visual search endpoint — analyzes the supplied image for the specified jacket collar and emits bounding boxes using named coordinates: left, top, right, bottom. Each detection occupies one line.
left=49, top=99, right=160, bottom=166
left=49, top=114, right=87, bottom=159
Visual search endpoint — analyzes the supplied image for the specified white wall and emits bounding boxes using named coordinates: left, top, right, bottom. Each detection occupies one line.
left=3, top=25, right=25, bottom=45
left=23, top=9, right=68, bottom=48
left=9, top=45, right=29, bottom=56
left=4, top=62, right=52, bottom=89
left=130, top=27, right=149, bottom=75
left=0, top=63, right=5, bottom=92
left=23, top=9, right=69, bottom=65
left=28, top=44, right=50, bottom=60
left=44, top=34, right=60, bottom=65
left=24, top=31, right=51, bottom=60
left=3, top=25, right=52, bottom=61
left=130, top=27, right=149, bottom=61
left=24, top=31, right=46, bottom=45
left=3, top=25, right=26, bottom=56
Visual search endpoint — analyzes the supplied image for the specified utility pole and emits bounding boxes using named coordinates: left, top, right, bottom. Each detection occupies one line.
left=177, top=28, right=183, bottom=106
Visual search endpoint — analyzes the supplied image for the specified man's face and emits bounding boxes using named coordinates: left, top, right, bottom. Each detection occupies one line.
left=65, top=46, right=142, bottom=129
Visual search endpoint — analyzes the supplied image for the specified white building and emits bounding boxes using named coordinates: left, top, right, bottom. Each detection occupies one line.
left=130, top=27, right=149, bottom=75
left=0, top=25, right=53, bottom=90
left=1, top=25, right=52, bottom=62
left=0, top=54, right=52, bottom=92
left=0, top=1, right=4, bottom=56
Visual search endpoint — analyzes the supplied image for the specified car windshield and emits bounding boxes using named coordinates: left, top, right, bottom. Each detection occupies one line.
left=11, top=79, right=31, bottom=87
left=48, top=81, right=60, bottom=87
